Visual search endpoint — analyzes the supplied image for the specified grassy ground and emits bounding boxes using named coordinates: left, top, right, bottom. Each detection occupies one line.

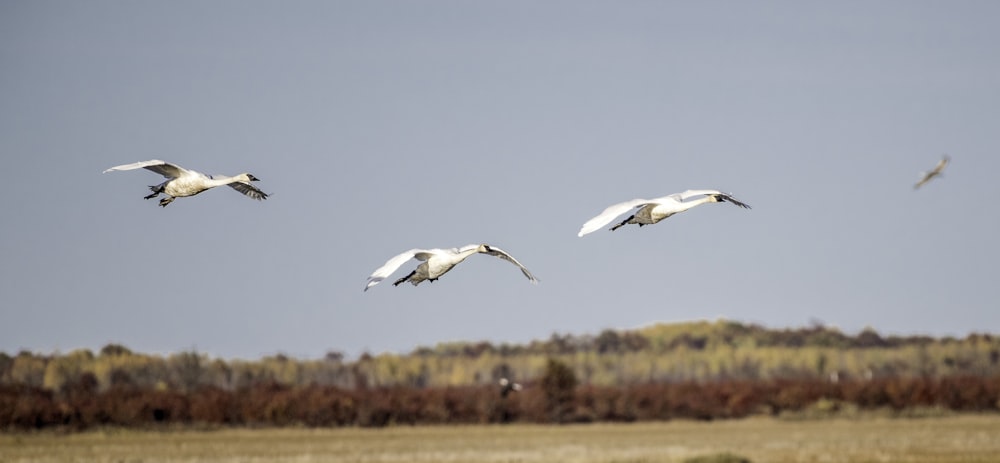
left=2, top=415, right=1000, bottom=463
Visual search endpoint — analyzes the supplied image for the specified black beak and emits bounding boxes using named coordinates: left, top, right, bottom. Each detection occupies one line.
left=248, top=174, right=260, bottom=182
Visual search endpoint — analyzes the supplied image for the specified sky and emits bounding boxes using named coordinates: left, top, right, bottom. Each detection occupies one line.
left=2, top=1, right=998, bottom=360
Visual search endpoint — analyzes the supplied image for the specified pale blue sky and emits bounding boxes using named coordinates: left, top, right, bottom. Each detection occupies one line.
left=2, top=1, right=998, bottom=360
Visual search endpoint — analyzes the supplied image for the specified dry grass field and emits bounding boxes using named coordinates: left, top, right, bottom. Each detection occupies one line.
left=2, top=415, right=999, bottom=463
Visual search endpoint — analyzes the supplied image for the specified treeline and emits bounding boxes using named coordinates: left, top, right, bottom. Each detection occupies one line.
left=0, top=321, right=1000, bottom=429
left=3, top=321, right=998, bottom=393
left=3, top=361, right=999, bottom=430
left=2, top=321, right=1000, bottom=430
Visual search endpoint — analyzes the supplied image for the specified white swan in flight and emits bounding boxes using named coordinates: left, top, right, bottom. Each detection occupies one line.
left=914, top=155, right=950, bottom=189
left=578, top=189, right=751, bottom=237
left=364, top=244, right=538, bottom=291
left=103, top=159, right=268, bottom=207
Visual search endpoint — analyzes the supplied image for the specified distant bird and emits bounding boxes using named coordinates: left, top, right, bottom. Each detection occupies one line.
left=499, top=377, right=522, bottom=398
left=364, top=244, right=538, bottom=291
left=103, top=159, right=268, bottom=207
left=914, top=155, right=950, bottom=189
left=577, top=189, right=751, bottom=237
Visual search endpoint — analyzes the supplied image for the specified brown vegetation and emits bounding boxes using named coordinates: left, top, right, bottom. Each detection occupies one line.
left=1, top=321, right=999, bottom=430
left=1, top=374, right=999, bottom=430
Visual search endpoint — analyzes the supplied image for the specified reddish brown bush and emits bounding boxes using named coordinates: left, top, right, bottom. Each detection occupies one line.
left=189, top=386, right=238, bottom=424
left=0, top=384, right=63, bottom=429
left=2, top=375, right=999, bottom=430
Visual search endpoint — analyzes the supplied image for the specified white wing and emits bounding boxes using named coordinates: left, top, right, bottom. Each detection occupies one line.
left=228, top=182, right=269, bottom=200
left=665, top=189, right=751, bottom=209
left=364, top=248, right=425, bottom=291
left=577, top=198, right=653, bottom=237
left=102, top=159, right=190, bottom=179
left=670, top=189, right=724, bottom=201
left=482, top=245, right=539, bottom=283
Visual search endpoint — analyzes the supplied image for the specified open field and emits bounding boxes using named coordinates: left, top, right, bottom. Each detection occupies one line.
left=2, top=415, right=1000, bottom=463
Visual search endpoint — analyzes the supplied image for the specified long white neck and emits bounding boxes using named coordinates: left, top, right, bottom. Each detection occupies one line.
left=456, top=247, right=482, bottom=262
left=679, top=196, right=716, bottom=212
left=206, top=173, right=250, bottom=187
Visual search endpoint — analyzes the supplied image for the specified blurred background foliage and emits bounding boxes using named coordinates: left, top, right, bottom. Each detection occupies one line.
left=5, top=320, right=995, bottom=392
left=2, top=321, right=998, bottom=430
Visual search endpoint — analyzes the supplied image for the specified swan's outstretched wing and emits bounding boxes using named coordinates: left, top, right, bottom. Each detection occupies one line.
left=482, top=245, right=539, bottom=283
left=228, top=182, right=269, bottom=200
left=577, top=198, right=653, bottom=237
left=671, top=189, right=751, bottom=209
left=714, top=192, right=752, bottom=209
left=103, top=160, right=189, bottom=179
left=670, top=189, right=723, bottom=201
left=365, top=249, right=424, bottom=291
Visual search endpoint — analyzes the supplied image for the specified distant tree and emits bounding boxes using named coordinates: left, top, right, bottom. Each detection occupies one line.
left=109, top=368, right=135, bottom=388
left=815, top=353, right=828, bottom=376
left=43, top=356, right=80, bottom=392
left=0, top=352, right=12, bottom=382
left=204, top=359, right=233, bottom=389
left=595, top=330, right=621, bottom=354
left=406, top=363, right=431, bottom=388
left=464, top=342, right=495, bottom=358
left=540, top=358, right=577, bottom=422
left=169, top=352, right=204, bottom=392
left=497, top=343, right=523, bottom=357
left=100, top=344, right=133, bottom=357
left=353, top=355, right=372, bottom=390
left=9, top=352, right=47, bottom=387
left=545, top=333, right=576, bottom=355
left=411, top=346, right=435, bottom=357
left=621, top=332, right=650, bottom=352
left=61, top=371, right=98, bottom=398
left=856, top=327, right=888, bottom=348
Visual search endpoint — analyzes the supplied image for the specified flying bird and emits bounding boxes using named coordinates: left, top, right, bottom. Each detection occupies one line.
left=578, top=189, right=751, bottom=237
left=103, top=159, right=268, bottom=207
left=914, top=155, right=950, bottom=189
left=364, top=244, right=538, bottom=291
left=499, top=377, right=522, bottom=398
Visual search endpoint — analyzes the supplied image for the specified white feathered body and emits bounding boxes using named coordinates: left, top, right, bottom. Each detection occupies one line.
left=364, top=244, right=538, bottom=291
left=410, top=247, right=480, bottom=285
left=103, top=159, right=267, bottom=206
left=156, top=172, right=255, bottom=198
left=634, top=195, right=715, bottom=225
left=578, top=189, right=751, bottom=237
